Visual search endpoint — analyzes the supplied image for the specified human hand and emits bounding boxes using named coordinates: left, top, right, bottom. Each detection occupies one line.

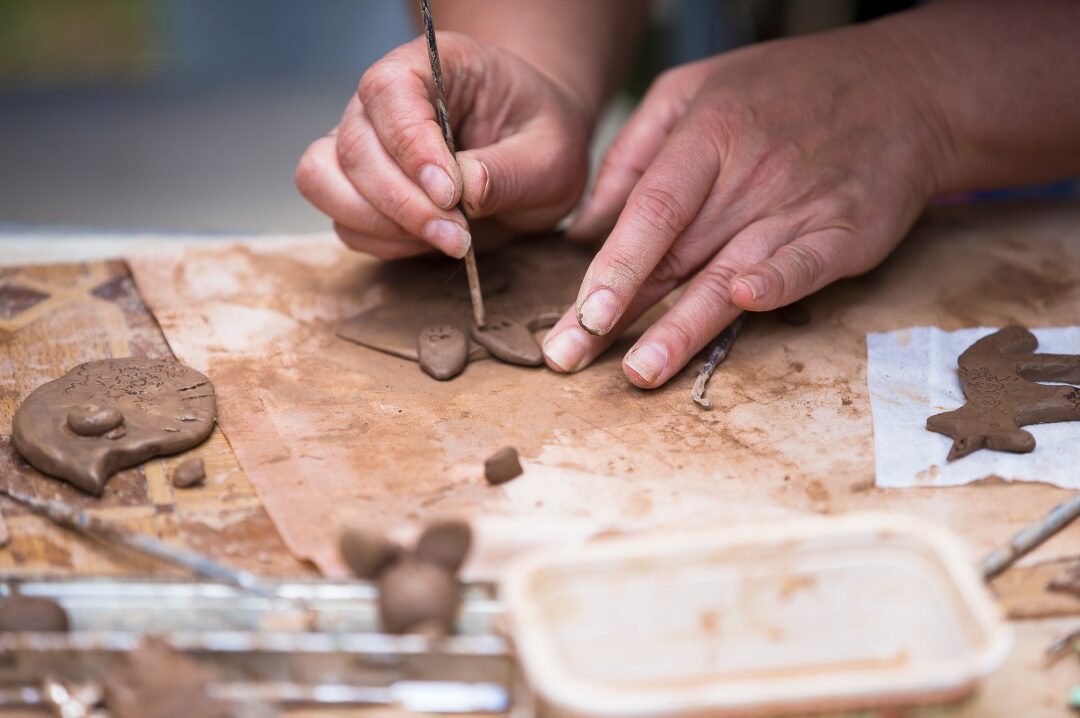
left=542, top=26, right=952, bottom=387
left=295, top=33, right=591, bottom=260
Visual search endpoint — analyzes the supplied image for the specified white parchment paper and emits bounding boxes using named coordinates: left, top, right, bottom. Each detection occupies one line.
left=866, top=326, right=1080, bottom=488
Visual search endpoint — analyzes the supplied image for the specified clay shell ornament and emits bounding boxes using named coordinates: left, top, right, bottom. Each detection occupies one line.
left=12, top=359, right=216, bottom=495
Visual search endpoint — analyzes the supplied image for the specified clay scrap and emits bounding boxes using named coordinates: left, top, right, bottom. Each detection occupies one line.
left=171, top=457, right=206, bottom=488
left=339, top=518, right=471, bottom=635
left=11, top=359, right=216, bottom=495
left=336, top=240, right=593, bottom=378
left=926, top=326, right=1080, bottom=461
left=0, top=596, right=69, bottom=632
left=484, top=446, right=523, bottom=485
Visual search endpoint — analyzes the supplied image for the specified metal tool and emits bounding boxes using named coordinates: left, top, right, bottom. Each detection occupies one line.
left=420, top=0, right=487, bottom=328
left=0, top=487, right=276, bottom=599
left=980, top=492, right=1080, bottom=580
left=692, top=313, right=745, bottom=409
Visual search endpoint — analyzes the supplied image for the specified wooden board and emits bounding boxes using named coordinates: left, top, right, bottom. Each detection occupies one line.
left=0, top=259, right=313, bottom=578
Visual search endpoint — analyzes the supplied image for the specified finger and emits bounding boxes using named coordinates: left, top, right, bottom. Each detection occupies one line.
left=358, top=37, right=463, bottom=210
left=574, top=127, right=719, bottom=338
left=567, top=76, right=690, bottom=240
left=729, top=228, right=857, bottom=311
left=622, top=221, right=799, bottom=388
left=454, top=123, right=586, bottom=229
left=295, top=136, right=415, bottom=242
left=336, top=98, right=472, bottom=258
left=334, top=223, right=432, bottom=260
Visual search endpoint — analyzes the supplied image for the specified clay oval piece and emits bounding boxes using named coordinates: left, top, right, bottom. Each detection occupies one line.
left=67, top=404, right=124, bottom=436
left=415, top=518, right=472, bottom=573
left=417, top=325, right=469, bottom=380
left=377, top=559, right=461, bottom=635
left=484, top=446, right=523, bottom=485
left=0, top=596, right=69, bottom=632
left=171, top=457, right=206, bottom=488
left=340, top=527, right=401, bottom=579
left=469, top=316, right=543, bottom=367
left=11, top=358, right=217, bottom=496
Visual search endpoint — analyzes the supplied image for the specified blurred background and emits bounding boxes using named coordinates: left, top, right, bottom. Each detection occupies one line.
left=1, top=0, right=1070, bottom=236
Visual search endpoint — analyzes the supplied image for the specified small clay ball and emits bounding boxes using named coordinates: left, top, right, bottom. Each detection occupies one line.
left=484, top=446, right=523, bottom=485
left=415, top=518, right=472, bottom=573
left=777, top=301, right=810, bottom=327
left=340, top=527, right=400, bottom=579
left=171, top=457, right=206, bottom=488
left=378, top=559, right=461, bottom=635
left=0, top=596, right=69, bottom=632
left=67, top=404, right=124, bottom=437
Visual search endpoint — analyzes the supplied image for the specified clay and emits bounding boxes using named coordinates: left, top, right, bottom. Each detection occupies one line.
left=104, top=636, right=226, bottom=718
left=171, top=457, right=206, bottom=488
left=415, top=519, right=472, bottom=573
left=927, top=326, right=1080, bottom=461
left=11, top=359, right=216, bottom=495
left=484, top=446, right=523, bottom=485
left=441, top=253, right=512, bottom=299
left=418, top=325, right=469, bottom=380
left=0, top=596, right=69, bottom=632
left=377, top=559, right=461, bottom=635
left=336, top=241, right=592, bottom=371
left=340, top=527, right=400, bottom=579
left=778, top=301, right=810, bottom=327
left=470, top=317, right=543, bottom=367
left=67, top=404, right=124, bottom=436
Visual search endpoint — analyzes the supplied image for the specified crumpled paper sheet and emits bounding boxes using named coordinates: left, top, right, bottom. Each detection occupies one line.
left=868, top=326, right=1080, bottom=489
left=128, top=202, right=1080, bottom=577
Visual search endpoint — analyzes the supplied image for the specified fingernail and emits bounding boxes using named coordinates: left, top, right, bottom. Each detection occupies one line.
left=543, top=327, right=592, bottom=373
left=419, top=164, right=455, bottom=208
left=423, top=219, right=471, bottom=259
left=625, top=343, right=667, bottom=384
left=577, top=288, right=619, bottom=336
left=736, top=274, right=768, bottom=301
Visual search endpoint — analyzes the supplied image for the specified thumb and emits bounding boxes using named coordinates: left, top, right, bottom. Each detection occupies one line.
left=455, top=126, right=587, bottom=231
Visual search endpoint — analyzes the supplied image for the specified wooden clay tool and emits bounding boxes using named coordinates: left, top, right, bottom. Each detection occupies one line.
left=420, top=0, right=487, bottom=328
left=0, top=486, right=276, bottom=599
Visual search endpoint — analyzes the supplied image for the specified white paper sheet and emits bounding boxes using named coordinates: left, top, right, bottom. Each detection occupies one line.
left=866, top=326, right=1080, bottom=489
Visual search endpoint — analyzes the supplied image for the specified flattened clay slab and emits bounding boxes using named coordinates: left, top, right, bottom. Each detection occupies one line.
left=336, top=239, right=591, bottom=363
left=926, top=326, right=1080, bottom=461
left=470, top=316, right=543, bottom=366
left=12, top=359, right=216, bottom=495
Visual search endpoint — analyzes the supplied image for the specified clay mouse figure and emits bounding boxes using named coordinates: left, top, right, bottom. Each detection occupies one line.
left=339, top=518, right=472, bottom=634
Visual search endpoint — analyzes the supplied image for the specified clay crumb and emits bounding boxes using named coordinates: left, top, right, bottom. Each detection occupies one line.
left=0, top=596, right=69, bottom=632
left=340, top=527, right=400, bottom=579
left=171, top=457, right=206, bottom=488
left=484, top=446, right=523, bottom=485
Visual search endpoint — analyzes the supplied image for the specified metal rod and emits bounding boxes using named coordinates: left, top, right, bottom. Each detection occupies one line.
left=0, top=487, right=275, bottom=599
left=980, top=492, right=1080, bottom=581
left=692, top=314, right=745, bottom=410
left=420, top=0, right=486, bottom=328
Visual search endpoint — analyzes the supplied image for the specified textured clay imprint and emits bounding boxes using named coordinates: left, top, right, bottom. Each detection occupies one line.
left=926, top=326, right=1080, bottom=461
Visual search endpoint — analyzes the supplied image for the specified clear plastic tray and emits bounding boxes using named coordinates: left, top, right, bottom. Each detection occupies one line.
left=502, top=513, right=1012, bottom=717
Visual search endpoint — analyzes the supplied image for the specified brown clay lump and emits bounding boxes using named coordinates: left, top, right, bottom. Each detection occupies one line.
left=11, top=358, right=216, bottom=496
left=378, top=559, right=462, bottom=635
left=104, top=636, right=226, bottom=718
left=415, top=518, right=472, bottom=573
left=926, top=326, right=1080, bottom=461
left=67, top=404, right=124, bottom=436
left=470, top=316, right=542, bottom=367
left=484, top=446, right=523, bottom=485
left=418, top=325, right=469, bottom=380
left=171, top=457, right=206, bottom=488
left=340, top=527, right=401, bottom=579
left=0, top=596, right=69, bottom=632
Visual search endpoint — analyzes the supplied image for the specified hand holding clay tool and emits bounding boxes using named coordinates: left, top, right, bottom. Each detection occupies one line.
left=420, top=0, right=487, bottom=328
left=0, top=487, right=275, bottom=599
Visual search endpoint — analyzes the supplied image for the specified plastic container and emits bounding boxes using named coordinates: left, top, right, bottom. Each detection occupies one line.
left=502, top=513, right=1012, bottom=717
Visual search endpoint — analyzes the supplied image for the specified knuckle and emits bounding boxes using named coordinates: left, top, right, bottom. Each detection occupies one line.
left=293, top=147, right=322, bottom=193
left=380, top=188, right=414, bottom=223
left=357, top=61, right=397, bottom=103
left=335, top=125, right=367, bottom=171
left=394, top=123, right=430, bottom=164
left=631, top=185, right=686, bottom=235
left=604, top=247, right=651, bottom=287
left=660, top=313, right=698, bottom=354
left=649, top=251, right=690, bottom=289
left=773, top=243, right=827, bottom=295
left=694, top=262, right=741, bottom=313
